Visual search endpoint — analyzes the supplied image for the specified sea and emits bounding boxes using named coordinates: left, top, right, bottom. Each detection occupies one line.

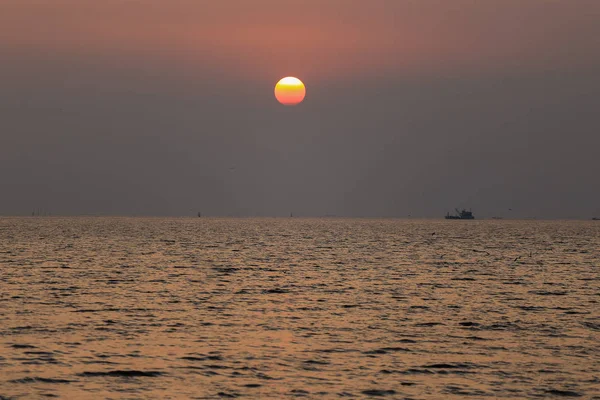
left=0, top=217, right=598, bottom=399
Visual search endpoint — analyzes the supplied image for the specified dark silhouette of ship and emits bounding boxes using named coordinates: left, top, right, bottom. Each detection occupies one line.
left=445, top=208, right=475, bottom=220
left=32, top=208, right=50, bottom=217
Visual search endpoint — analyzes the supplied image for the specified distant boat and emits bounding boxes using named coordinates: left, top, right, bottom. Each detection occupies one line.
left=445, top=208, right=475, bottom=220
left=32, top=208, right=49, bottom=217
left=491, top=216, right=503, bottom=220
left=593, top=217, right=599, bottom=221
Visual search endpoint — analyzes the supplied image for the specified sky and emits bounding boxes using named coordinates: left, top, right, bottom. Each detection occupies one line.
left=1, top=0, right=599, bottom=218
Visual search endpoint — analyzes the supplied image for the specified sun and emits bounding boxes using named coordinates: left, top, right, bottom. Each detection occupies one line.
left=274, top=77, right=306, bottom=106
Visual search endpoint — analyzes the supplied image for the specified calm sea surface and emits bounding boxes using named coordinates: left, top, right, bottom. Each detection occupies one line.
left=0, top=217, right=598, bottom=399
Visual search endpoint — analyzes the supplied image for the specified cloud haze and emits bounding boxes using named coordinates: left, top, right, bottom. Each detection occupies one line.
left=1, top=0, right=599, bottom=217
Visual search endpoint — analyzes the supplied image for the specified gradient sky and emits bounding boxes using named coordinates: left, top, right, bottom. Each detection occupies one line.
left=1, top=0, right=599, bottom=217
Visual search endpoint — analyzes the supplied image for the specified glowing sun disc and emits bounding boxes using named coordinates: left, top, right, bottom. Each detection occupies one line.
left=275, top=77, right=306, bottom=106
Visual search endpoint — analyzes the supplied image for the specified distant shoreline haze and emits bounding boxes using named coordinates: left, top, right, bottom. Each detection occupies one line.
left=2, top=214, right=599, bottom=221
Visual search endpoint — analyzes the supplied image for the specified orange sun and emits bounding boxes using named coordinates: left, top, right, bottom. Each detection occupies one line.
left=274, top=77, right=306, bottom=106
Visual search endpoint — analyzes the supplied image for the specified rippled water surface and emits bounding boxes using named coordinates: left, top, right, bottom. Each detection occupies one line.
left=1, top=217, right=599, bottom=399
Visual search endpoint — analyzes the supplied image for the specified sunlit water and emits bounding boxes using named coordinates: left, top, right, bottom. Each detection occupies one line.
left=0, top=217, right=598, bottom=399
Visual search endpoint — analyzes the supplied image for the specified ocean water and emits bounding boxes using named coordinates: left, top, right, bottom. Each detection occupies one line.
left=0, top=217, right=598, bottom=399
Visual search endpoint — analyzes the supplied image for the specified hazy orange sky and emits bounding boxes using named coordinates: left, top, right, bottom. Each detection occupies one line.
left=2, top=0, right=599, bottom=82
left=1, top=1, right=599, bottom=217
